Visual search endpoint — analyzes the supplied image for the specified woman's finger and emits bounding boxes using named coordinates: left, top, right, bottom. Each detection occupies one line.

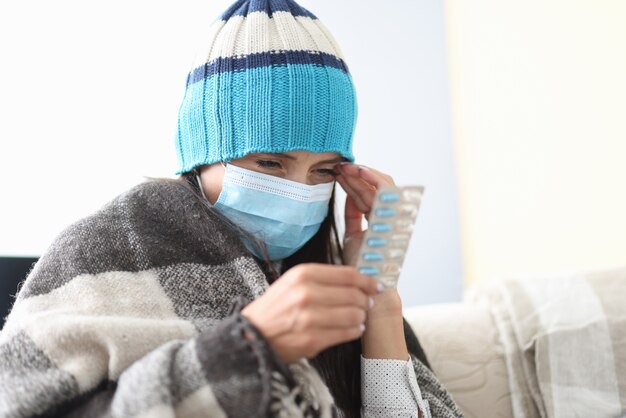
left=294, top=306, right=367, bottom=331
left=339, top=171, right=377, bottom=210
left=291, top=264, right=380, bottom=295
left=306, top=282, right=371, bottom=310
left=344, top=193, right=365, bottom=236
left=336, top=166, right=374, bottom=211
left=357, top=165, right=396, bottom=188
left=341, top=163, right=395, bottom=189
left=340, top=164, right=376, bottom=209
left=321, top=326, right=365, bottom=347
left=336, top=174, right=370, bottom=214
left=271, top=325, right=363, bottom=360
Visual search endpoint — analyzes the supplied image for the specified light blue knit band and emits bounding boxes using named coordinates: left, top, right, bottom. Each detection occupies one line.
left=176, top=64, right=357, bottom=174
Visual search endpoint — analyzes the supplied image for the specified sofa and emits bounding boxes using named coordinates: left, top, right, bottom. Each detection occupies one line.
left=404, top=266, right=626, bottom=418
left=404, top=301, right=514, bottom=418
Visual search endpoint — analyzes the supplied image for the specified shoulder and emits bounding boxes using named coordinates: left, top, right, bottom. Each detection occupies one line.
left=92, top=178, right=246, bottom=253
left=107, top=178, right=197, bottom=213
left=116, top=178, right=238, bottom=242
left=94, top=178, right=225, bottom=234
left=50, top=179, right=205, bottom=244
left=18, top=179, right=250, bottom=298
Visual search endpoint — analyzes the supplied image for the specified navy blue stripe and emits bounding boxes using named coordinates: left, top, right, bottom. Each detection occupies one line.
left=219, top=0, right=317, bottom=20
left=187, top=50, right=348, bottom=86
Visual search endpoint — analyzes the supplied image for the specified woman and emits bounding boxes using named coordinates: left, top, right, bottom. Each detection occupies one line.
left=0, top=0, right=463, bottom=417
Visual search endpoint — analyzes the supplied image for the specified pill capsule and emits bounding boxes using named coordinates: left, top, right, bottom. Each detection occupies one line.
left=387, top=248, right=405, bottom=260
left=379, top=192, right=401, bottom=203
left=378, top=276, right=397, bottom=288
left=395, top=219, right=414, bottom=233
left=359, top=266, right=380, bottom=276
left=402, top=189, right=423, bottom=202
left=367, top=238, right=387, bottom=247
left=375, top=207, right=396, bottom=217
left=391, top=235, right=410, bottom=248
left=398, top=204, right=418, bottom=218
left=383, top=263, right=401, bottom=274
left=371, top=223, right=392, bottom=233
left=363, top=252, right=384, bottom=261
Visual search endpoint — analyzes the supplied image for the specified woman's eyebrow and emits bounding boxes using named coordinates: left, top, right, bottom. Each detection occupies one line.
left=258, top=152, right=297, bottom=160
left=316, top=157, right=345, bottom=165
left=257, top=153, right=344, bottom=165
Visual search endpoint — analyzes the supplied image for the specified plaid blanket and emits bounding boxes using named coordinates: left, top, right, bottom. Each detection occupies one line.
left=478, top=268, right=626, bottom=418
left=0, top=179, right=462, bottom=418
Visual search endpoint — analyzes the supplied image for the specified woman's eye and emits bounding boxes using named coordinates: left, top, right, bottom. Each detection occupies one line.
left=255, top=160, right=281, bottom=169
left=317, top=168, right=339, bottom=177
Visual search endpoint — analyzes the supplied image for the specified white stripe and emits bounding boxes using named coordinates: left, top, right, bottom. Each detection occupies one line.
left=15, top=270, right=197, bottom=391
left=191, top=11, right=345, bottom=69
left=303, top=15, right=348, bottom=63
left=520, top=277, right=622, bottom=417
left=175, top=386, right=228, bottom=418
left=131, top=403, right=176, bottom=418
left=190, top=19, right=227, bottom=70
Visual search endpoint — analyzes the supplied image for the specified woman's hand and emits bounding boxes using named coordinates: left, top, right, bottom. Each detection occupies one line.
left=240, top=263, right=381, bottom=364
left=333, top=163, right=409, bottom=360
left=333, top=163, right=396, bottom=267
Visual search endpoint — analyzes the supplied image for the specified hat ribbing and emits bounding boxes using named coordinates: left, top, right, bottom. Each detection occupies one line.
left=175, top=0, right=358, bottom=174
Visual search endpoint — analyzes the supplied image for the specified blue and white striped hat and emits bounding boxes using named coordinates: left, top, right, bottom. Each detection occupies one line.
left=175, top=0, right=358, bottom=174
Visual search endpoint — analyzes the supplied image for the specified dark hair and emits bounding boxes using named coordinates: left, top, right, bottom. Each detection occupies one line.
left=177, top=169, right=431, bottom=418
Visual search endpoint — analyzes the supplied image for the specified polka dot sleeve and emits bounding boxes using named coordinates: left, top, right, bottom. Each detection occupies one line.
left=360, top=355, right=431, bottom=418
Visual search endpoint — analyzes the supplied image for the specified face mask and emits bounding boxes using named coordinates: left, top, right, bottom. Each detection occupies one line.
left=200, top=162, right=335, bottom=261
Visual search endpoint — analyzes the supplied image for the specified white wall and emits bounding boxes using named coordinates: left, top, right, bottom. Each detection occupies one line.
left=444, top=0, right=626, bottom=285
left=0, top=0, right=462, bottom=306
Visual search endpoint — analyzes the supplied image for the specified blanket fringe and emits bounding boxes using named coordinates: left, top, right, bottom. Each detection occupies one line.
left=269, top=359, right=334, bottom=418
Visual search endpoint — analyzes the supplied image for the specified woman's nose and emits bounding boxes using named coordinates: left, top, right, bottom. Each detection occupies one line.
left=288, top=170, right=313, bottom=185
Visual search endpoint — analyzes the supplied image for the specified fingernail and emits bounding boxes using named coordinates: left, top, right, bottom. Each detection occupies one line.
left=359, top=323, right=366, bottom=333
left=376, top=283, right=385, bottom=293
left=339, top=162, right=352, bottom=166
left=368, top=297, right=375, bottom=309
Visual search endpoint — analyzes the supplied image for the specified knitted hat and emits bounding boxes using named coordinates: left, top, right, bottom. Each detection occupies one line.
left=175, top=0, right=358, bottom=174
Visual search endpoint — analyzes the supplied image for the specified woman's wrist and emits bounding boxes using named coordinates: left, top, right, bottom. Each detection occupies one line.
left=367, top=288, right=404, bottom=319
left=361, top=289, right=409, bottom=360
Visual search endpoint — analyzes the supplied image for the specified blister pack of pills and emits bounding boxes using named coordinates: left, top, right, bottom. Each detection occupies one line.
left=355, top=185, right=425, bottom=290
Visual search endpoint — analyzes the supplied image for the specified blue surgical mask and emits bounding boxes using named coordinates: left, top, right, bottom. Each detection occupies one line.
left=200, top=162, right=335, bottom=261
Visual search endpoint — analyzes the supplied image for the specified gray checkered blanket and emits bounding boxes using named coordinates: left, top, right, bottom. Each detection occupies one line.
left=0, top=180, right=462, bottom=417
left=480, top=268, right=626, bottom=417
